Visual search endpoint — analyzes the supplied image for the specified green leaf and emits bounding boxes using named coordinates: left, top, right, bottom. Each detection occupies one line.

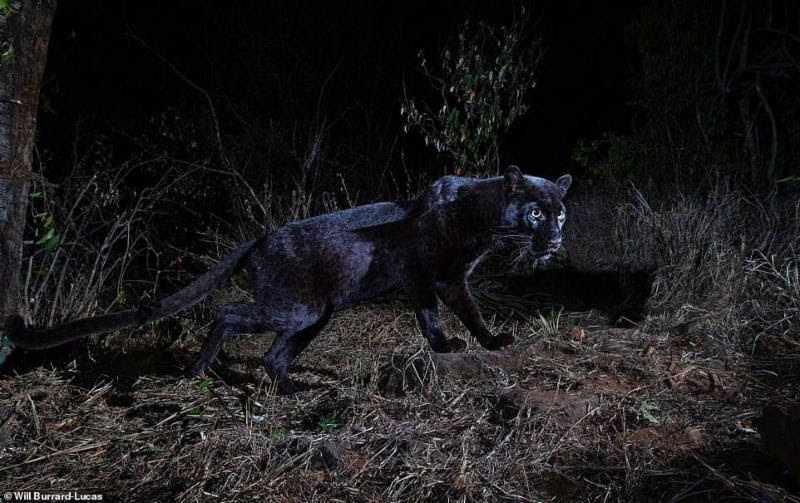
left=318, top=413, right=337, bottom=433
left=36, top=228, right=55, bottom=246
left=197, top=377, right=214, bottom=390
left=44, top=234, right=60, bottom=252
left=0, top=0, right=10, bottom=15
left=638, top=402, right=666, bottom=425
left=270, top=427, right=287, bottom=439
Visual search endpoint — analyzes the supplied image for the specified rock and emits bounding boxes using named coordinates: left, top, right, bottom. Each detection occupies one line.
left=490, top=389, right=601, bottom=426
left=378, top=338, right=549, bottom=396
left=755, top=402, right=800, bottom=482
left=628, top=424, right=704, bottom=451
left=430, top=338, right=548, bottom=380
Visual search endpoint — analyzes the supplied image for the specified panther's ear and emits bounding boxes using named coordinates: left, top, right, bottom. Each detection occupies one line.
left=556, top=174, right=572, bottom=197
left=503, top=166, right=525, bottom=194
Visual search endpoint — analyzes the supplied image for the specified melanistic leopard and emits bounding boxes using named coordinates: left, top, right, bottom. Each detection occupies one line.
left=6, top=167, right=571, bottom=393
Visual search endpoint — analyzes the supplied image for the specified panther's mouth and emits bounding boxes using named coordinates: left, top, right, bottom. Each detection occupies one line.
left=528, top=243, right=561, bottom=259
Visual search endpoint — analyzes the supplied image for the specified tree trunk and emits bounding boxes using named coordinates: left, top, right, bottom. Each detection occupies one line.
left=0, top=0, right=57, bottom=320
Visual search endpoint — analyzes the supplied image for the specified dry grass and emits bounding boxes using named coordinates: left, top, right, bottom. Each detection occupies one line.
left=2, top=298, right=798, bottom=501
left=565, top=182, right=799, bottom=357
left=3, top=138, right=799, bottom=499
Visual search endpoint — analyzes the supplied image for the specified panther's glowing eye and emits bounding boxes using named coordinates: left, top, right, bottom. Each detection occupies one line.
left=558, top=210, right=565, bottom=220
left=530, top=209, right=542, bottom=219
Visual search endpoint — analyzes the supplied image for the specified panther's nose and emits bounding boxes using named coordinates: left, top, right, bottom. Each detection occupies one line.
left=549, top=238, right=562, bottom=249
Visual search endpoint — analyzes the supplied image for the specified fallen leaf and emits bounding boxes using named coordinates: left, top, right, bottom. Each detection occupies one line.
left=568, top=326, right=586, bottom=343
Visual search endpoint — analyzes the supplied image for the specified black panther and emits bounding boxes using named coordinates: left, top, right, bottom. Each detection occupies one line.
left=5, top=166, right=571, bottom=394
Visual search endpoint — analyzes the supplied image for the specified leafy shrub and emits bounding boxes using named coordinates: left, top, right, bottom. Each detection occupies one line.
left=401, top=11, right=542, bottom=176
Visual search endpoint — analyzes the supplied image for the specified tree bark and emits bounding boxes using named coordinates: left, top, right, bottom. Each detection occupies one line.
left=0, top=0, right=57, bottom=320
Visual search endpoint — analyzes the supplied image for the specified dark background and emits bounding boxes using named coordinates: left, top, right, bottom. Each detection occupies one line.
left=38, top=0, right=636, bottom=185
left=31, top=0, right=800, bottom=271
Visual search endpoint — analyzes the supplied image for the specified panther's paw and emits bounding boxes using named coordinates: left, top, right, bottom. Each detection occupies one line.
left=186, top=360, right=208, bottom=379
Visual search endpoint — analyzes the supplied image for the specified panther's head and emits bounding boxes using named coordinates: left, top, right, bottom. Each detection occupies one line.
left=499, top=166, right=572, bottom=260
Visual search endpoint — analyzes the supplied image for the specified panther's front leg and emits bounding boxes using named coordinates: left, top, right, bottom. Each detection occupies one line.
left=436, top=277, right=514, bottom=350
left=404, top=280, right=467, bottom=353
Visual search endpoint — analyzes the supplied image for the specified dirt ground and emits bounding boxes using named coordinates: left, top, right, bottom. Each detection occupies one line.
left=1, top=299, right=799, bottom=501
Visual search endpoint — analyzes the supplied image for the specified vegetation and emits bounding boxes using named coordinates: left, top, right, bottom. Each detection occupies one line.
left=401, top=10, right=542, bottom=176
left=574, top=0, right=800, bottom=188
left=1, top=2, right=799, bottom=500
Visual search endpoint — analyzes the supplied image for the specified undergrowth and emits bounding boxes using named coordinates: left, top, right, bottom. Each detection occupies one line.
left=2, top=114, right=799, bottom=502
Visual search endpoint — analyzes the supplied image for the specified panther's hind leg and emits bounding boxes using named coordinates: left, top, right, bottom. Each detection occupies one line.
left=262, top=301, right=334, bottom=394
left=188, top=303, right=272, bottom=377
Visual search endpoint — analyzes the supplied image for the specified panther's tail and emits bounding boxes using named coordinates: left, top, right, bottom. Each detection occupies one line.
left=4, top=239, right=258, bottom=350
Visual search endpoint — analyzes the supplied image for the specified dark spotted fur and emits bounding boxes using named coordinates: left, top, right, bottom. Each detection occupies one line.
left=5, top=167, right=571, bottom=394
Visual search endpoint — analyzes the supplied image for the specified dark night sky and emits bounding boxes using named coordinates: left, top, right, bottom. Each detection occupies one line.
left=38, top=1, right=640, bottom=184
